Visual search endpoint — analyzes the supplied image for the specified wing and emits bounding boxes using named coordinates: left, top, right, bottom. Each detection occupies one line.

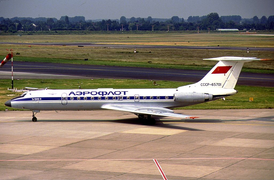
left=101, top=104, right=198, bottom=119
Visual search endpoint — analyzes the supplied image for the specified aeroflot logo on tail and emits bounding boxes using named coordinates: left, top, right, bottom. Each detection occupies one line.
left=212, top=66, right=232, bottom=74
left=69, top=91, right=128, bottom=96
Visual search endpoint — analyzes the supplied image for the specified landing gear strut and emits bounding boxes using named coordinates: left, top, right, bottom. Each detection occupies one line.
left=32, top=110, right=40, bottom=122
left=138, top=114, right=151, bottom=120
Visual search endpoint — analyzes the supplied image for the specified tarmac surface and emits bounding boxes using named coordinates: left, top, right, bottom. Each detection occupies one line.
left=0, top=109, right=274, bottom=180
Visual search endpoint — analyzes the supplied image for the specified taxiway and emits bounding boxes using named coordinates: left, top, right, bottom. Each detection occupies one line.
left=1, top=61, right=273, bottom=87
left=0, top=109, right=273, bottom=179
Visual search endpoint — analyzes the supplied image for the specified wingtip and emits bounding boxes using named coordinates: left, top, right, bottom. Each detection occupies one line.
left=189, top=116, right=199, bottom=119
left=260, top=58, right=272, bottom=61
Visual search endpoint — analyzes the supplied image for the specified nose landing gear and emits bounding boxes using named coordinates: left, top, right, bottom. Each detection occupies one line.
left=32, top=110, right=40, bottom=122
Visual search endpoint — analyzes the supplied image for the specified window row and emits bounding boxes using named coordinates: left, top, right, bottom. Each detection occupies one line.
left=65, top=96, right=174, bottom=101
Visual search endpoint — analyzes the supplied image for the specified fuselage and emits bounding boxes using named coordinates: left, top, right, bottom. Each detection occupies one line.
left=9, top=88, right=188, bottom=110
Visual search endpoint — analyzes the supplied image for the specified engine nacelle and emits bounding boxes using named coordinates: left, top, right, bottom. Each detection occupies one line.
left=174, top=92, right=213, bottom=103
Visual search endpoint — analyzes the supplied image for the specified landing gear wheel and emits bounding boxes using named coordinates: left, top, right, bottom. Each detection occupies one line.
left=137, top=114, right=156, bottom=125
left=146, top=117, right=156, bottom=125
left=32, top=116, right=37, bottom=122
left=138, top=114, right=144, bottom=119
left=32, top=110, right=40, bottom=122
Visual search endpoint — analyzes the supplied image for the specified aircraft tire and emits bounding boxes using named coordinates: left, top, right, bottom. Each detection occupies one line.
left=138, top=114, right=145, bottom=120
left=32, top=117, right=37, bottom=122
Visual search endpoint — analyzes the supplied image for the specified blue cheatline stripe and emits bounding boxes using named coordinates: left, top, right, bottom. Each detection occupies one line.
left=14, top=97, right=61, bottom=102
left=13, top=98, right=33, bottom=102
left=13, top=96, right=174, bottom=102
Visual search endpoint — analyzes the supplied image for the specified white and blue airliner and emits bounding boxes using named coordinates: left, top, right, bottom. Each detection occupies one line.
left=5, top=56, right=264, bottom=122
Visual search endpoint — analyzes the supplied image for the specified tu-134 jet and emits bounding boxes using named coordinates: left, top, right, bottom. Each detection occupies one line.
left=5, top=56, right=266, bottom=122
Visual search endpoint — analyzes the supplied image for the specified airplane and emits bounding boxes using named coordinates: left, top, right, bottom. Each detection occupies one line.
left=5, top=56, right=265, bottom=122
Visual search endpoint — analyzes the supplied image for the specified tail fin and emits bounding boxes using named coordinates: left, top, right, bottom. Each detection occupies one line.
left=195, top=56, right=262, bottom=89
left=177, top=56, right=266, bottom=99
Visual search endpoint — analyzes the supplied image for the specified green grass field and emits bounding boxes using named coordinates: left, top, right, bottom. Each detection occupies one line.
left=1, top=32, right=274, bottom=47
left=1, top=79, right=273, bottom=111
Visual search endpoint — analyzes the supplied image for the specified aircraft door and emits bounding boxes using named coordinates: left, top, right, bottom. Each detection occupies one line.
left=31, top=97, right=40, bottom=109
left=61, top=93, right=68, bottom=105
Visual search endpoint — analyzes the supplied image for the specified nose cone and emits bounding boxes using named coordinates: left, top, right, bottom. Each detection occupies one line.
left=5, top=100, right=11, bottom=107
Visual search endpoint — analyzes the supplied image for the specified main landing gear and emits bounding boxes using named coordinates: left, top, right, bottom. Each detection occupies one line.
left=137, top=114, right=156, bottom=124
left=32, top=110, right=40, bottom=122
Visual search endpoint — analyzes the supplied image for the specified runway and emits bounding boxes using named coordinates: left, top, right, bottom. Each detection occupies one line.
left=1, top=42, right=274, bottom=51
left=1, top=61, right=273, bottom=87
left=0, top=109, right=273, bottom=179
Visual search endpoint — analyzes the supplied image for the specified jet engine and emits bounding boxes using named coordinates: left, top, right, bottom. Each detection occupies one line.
left=174, top=92, right=213, bottom=103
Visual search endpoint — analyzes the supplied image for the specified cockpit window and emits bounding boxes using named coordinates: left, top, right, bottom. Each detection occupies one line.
left=19, top=92, right=27, bottom=98
left=11, top=92, right=28, bottom=101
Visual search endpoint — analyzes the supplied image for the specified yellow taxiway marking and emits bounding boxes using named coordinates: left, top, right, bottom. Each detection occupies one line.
left=122, top=127, right=185, bottom=135
left=0, top=144, right=55, bottom=155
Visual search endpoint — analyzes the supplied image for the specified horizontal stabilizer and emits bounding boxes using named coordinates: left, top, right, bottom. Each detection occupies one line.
left=24, top=87, right=39, bottom=90
left=102, top=104, right=197, bottom=119
left=203, top=56, right=262, bottom=61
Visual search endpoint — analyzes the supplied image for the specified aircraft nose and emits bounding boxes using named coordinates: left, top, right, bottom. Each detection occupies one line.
left=5, top=100, right=11, bottom=107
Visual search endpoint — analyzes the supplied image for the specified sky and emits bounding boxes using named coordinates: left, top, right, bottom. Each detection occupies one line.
left=0, top=0, right=273, bottom=20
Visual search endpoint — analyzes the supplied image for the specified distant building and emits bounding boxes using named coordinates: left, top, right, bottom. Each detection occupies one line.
left=217, top=29, right=239, bottom=32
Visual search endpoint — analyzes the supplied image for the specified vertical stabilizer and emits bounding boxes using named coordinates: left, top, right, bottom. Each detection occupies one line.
left=181, top=56, right=263, bottom=90
left=198, top=60, right=244, bottom=89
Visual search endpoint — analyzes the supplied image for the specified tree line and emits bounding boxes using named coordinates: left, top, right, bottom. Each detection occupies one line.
left=1, top=13, right=273, bottom=33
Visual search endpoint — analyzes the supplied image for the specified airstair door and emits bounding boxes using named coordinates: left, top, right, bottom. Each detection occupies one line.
left=134, top=94, right=140, bottom=102
left=61, top=93, right=68, bottom=105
